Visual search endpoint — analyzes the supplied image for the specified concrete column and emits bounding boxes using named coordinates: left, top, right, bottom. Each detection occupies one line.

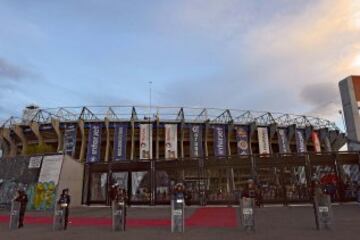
left=0, top=135, right=10, bottom=157
left=156, top=118, right=159, bottom=159
left=104, top=118, right=110, bottom=162
left=180, top=121, right=184, bottom=159
left=51, top=118, right=63, bottom=152
left=130, top=120, right=135, bottom=160
left=78, top=120, right=86, bottom=162
left=30, top=122, right=44, bottom=145
left=1, top=128, right=17, bottom=157
left=14, top=125, right=28, bottom=155
left=204, top=122, right=209, bottom=157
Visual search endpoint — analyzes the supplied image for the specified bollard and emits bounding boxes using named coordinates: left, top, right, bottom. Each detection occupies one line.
left=171, top=193, right=185, bottom=232
left=239, top=197, right=255, bottom=232
left=9, top=200, right=20, bottom=230
left=112, top=200, right=126, bottom=231
left=53, top=204, right=66, bottom=231
left=314, top=193, right=333, bottom=230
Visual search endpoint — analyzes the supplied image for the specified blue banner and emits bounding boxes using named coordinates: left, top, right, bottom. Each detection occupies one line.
left=236, top=126, right=249, bottom=155
left=63, top=124, right=77, bottom=157
left=113, top=124, right=127, bottom=161
left=86, top=123, right=102, bottom=163
left=190, top=124, right=203, bottom=158
left=213, top=125, right=227, bottom=157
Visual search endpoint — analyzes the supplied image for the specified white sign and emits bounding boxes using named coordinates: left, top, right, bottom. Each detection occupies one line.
left=257, top=127, right=270, bottom=155
left=165, top=124, right=177, bottom=159
left=28, top=156, right=43, bottom=169
left=318, top=206, right=329, bottom=213
left=38, top=155, right=63, bottom=184
left=243, top=208, right=253, bottom=215
left=139, top=124, right=152, bottom=159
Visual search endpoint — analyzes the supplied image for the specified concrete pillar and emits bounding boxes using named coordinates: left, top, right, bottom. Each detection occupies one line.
left=30, top=122, right=44, bottom=145
left=51, top=118, right=63, bottom=152
left=130, top=120, right=135, bottom=160
left=156, top=118, right=159, bottom=159
left=180, top=121, right=184, bottom=159
left=14, top=125, right=28, bottom=155
left=78, top=120, right=86, bottom=162
left=204, top=122, right=209, bottom=157
left=1, top=128, right=17, bottom=156
left=104, top=118, right=110, bottom=162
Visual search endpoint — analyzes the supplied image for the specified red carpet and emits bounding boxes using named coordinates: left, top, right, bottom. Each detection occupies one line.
left=0, top=207, right=237, bottom=228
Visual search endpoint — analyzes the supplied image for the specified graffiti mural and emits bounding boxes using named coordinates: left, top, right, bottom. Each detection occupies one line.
left=27, top=182, right=57, bottom=210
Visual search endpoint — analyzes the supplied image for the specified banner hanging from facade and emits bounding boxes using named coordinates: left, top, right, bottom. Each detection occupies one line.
left=165, top=124, right=178, bottom=159
left=213, top=125, right=227, bottom=157
left=311, top=131, right=321, bottom=152
left=63, top=123, right=77, bottom=157
left=257, top=127, right=270, bottom=155
left=277, top=128, right=290, bottom=154
left=38, top=155, right=64, bottom=185
left=295, top=129, right=307, bottom=153
left=190, top=124, right=203, bottom=158
left=235, top=126, right=250, bottom=155
left=86, top=123, right=102, bottom=163
left=113, top=123, right=127, bottom=161
left=140, top=124, right=152, bottom=159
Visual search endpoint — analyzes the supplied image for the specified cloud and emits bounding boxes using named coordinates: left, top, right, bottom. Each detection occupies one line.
left=0, top=57, right=29, bottom=81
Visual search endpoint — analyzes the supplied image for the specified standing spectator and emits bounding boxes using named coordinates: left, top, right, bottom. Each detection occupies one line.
left=58, top=189, right=71, bottom=230
left=14, top=189, right=28, bottom=228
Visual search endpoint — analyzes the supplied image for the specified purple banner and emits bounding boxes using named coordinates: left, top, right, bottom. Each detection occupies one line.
left=213, top=125, right=227, bottom=157
left=277, top=128, right=290, bottom=153
left=113, top=124, right=127, bottom=161
left=63, top=123, right=77, bottom=157
left=236, top=126, right=250, bottom=155
left=190, top=124, right=203, bottom=158
left=295, top=129, right=307, bottom=153
left=86, top=123, right=102, bottom=163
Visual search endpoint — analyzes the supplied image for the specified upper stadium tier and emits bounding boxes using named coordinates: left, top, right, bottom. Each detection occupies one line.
left=0, top=105, right=346, bottom=160
left=0, top=105, right=340, bottom=129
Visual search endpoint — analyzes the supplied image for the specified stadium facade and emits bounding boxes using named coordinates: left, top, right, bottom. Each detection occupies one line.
left=0, top=105, right=359, bottom=208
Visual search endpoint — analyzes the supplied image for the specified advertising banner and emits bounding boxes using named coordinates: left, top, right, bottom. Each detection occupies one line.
left=190, top=124, right=203, bottom=158
left=113, top=124, right=127, bottom=161
left=257, top=127, right=270, bottom=155
left=140, top=124, right=152, bottom=159
left=277, top=128, right=290, bottom=153
left=312, top=131, right=321, bottom=152
left=63, top=124, right=77, bottom=157
left=295, top=129, right=307, bottom=153
left=213, top=125, right=227, bottom=157
left=38, top=155, right=63, bottom=184
left=165, top=124, right=177, bottom=159
left=236, top=126, right=250, bottom=155
left=86, top=123, right=102, bottom=163
left=28, top=156, right=43, bottom=169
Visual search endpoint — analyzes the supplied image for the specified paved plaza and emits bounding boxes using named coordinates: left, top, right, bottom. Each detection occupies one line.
left=1, top=204, right=360, bottom=240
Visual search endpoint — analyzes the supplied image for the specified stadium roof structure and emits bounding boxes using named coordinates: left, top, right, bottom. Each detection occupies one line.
left=0, top=105, right=340, bottom=131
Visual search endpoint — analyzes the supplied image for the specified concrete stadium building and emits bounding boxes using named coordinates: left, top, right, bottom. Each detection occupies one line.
left=0, top=105, right=358, bottom=208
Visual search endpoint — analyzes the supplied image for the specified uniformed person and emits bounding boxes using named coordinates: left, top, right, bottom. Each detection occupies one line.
left=14, top=189, right=28, bottom=228
left=58, top=189, right=71, bottom=230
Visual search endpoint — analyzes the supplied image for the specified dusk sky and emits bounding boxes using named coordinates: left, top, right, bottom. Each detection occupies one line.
left=1, top=0, right=360, bottom=130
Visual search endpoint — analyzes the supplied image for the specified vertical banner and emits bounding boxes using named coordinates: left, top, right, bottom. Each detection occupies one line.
left=190, top=124, right=203, bottom=158
left=86, top=123, right=102, bottom=163
left=295, top=129, right=307, bottom=153
left=140, top=124, right=152, bottom=159
left=235, top=126, right=250, bottom=155
left=113, top=124, right=127, bottom=161
left=213, top=125, right=227, bottom=157
left=277, top=128, right=290, bottom=154
left=165, top=124, right=178, bottom=159
left=257, top=127, right=270, bottom=155
left=311, top=131, right=321, bottom=152
left=63, top=124, right=77, bottom=157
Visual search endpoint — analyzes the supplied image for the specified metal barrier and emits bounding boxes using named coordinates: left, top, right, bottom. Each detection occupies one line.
left=239, top=197, right=255, bottom=232
left=314, top=193, right=333, bottom=230
left=9, top=200, right=20, bottom=230
left=53, top=205, right=66, bottom=231
left=112, top=200, right=126, bottom=231
left=171, top=193, right=185, bottom=232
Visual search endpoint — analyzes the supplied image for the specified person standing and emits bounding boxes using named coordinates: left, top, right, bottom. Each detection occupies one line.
left=14, top=189, right=28, bottom=228
left=58, top=189, right=71, bottom=230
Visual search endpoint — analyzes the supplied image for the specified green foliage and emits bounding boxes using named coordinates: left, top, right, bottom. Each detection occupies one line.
left=25, top=143, right=55, bottom=155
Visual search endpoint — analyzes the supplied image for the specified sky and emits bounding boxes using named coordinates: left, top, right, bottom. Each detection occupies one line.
left=1, top=0, right=360, bottom=130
